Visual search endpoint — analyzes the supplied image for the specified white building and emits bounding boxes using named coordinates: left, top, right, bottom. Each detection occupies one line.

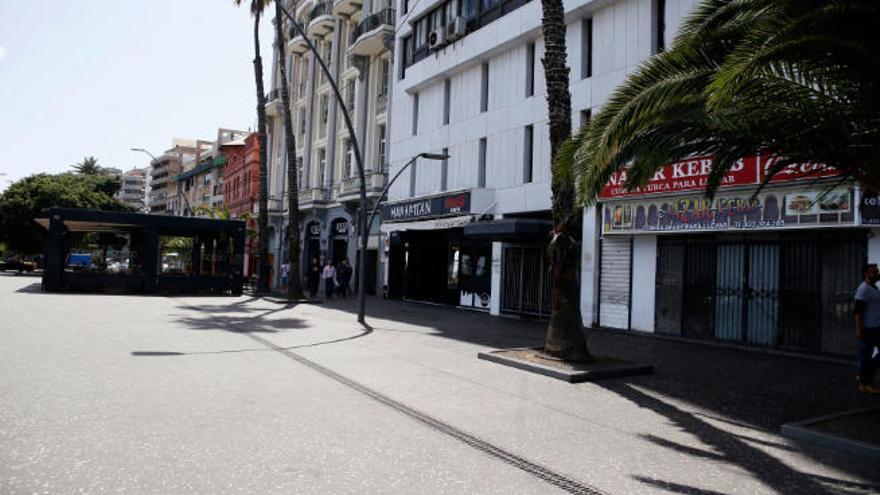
left=115, top=168, right=148, bottom=211
left=264, top=0, right=396, bottom=289
left=385, top=0, right=693, bottom=313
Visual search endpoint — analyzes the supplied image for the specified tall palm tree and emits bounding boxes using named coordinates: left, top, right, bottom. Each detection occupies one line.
left=539, top=0, right=589, bottom=361
left=274, top=1, right=305, bottom=300
left=72, top=156, right=103, bottom=175
left=556, top=0, right=880, bottom=202
left=234, top=0, right=273, bottom=294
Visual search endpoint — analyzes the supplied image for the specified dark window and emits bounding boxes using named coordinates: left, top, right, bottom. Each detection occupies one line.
left=443, top=78, right=451, bottom=125
left=403, top=0, right=409, bottom=14
left=523, top=125, right=534, bottom=183
left=409, top=157, right=417, bottom=197
left=412, top=93, right=419, bottom=135
left=580, top=108, right=592, bottom=130
left=478, top=138, right=487, bottom=187
left=480, top=62, right=489, bottom=112
left=525, top=42, right=535, bottom=97
left=441, top=147, right=449, bottom=191
left=654, top=0, right=665, bottom=53
left=581, top=18, right=593, bottom=78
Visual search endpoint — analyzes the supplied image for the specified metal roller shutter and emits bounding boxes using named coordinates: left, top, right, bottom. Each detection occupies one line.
left=600, top=236, right=632, bottom=329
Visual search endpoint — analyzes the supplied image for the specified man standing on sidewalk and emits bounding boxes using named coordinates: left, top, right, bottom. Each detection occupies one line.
left=854, top=263, right=880, bottom=393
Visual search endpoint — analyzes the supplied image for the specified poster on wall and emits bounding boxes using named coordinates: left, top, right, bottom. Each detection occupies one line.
left=603, top=187, right=855, bottom=234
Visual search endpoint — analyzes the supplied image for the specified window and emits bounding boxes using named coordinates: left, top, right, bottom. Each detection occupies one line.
left=480, top=62, right=489, bottom=112
left=523, top=125, right=534, bottom=183
left=409, top=157, right=417, bottom=197
left=343, top=139, right=354, bottom=177
left=378, top=59, right=390, bottom=97
left=299, top=107, right=306, bottom=139
left=320, top=95, right=329, bottom=137
left=317, top=148, right=326, bottom=188
left=443, top=78, right=451, bottom=125
left=478, top=137, right=487, bottom=187
left=400, top=36, right=412, bottom=79
left=580, top=108, right=592, bottom=129
left=440, top=147, right=449, bottom=191
left=412, top=93, right=419, bottom=135
left=654, top=0, right=666, bottom=54
left=402, top=0, right=409, bottom=14
left=377, top=124, right=387, bottom=171
left=345, top=79, right=355, bottom=111
left=525, top=42, right=535, bottom=97
left=581, top=18, right=593, bottom=79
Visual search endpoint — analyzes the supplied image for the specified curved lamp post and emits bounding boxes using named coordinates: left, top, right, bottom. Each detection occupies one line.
left=131, top=147, right=191, bottom=216
left=366, top=153, right=450, bottom=234
left=277, top=4, right=370, bottom=322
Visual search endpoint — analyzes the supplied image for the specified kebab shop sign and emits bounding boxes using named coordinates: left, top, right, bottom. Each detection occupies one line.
left=600, top=156, right=839, bottom=199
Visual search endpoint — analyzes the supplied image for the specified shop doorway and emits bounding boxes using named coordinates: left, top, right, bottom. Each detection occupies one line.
left=501, top=245, right=552, bottom=317
left=330, top=218, right=349, bottom=265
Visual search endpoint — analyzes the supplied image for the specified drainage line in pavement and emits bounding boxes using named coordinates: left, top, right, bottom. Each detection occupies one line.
left=182, top=302, right=607, bottom=495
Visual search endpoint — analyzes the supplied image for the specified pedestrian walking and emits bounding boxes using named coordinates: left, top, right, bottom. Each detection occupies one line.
left=854, top=263, right=880, bottom=393
left=307, top=258, right=320, bottom=298
left=336, top=259, right=352, bottom=298
left=322, top=261, right=336, bottom=299
left=280, top=262, right=289, bottom=290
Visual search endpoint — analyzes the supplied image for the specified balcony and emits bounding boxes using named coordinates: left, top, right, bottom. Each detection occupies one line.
left=295, top=0, right=317, bottom=21
left=265, top=88, right=282, bottom=116
left=287, top=28, right=309, bottom=55
left=376, top=93, right=388, bottom=113
left=332, top=0, right=361, bottom=17
left=348, top=8, right=395, bottom=57
left=335, top=171, right=388, bottom=202
left=299, top=187, right=329, bottom=208
left=307, top=1, right=335, bottom=37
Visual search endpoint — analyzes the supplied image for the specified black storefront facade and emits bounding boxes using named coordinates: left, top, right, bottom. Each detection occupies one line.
left=596, top=157, right=871, bottom=356
left=382, top=191, right=493, bottom=309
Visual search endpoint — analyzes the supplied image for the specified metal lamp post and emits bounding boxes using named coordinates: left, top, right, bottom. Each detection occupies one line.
left=277, top=4, right=370, bottom=322
left=366, top=153, right=450, bottom=233
left=131, top=147, right=191, bottom=216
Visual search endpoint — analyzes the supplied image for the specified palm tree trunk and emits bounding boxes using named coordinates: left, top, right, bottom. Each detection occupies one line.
left=540, top=0, right=590, bottom=361
left=253, top=11, right=271, bottom=294
left=275, top=2, right=305, bottom=300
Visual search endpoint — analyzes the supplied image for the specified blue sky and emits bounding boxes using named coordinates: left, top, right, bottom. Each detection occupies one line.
left=0, top=1, right=276, bottom=191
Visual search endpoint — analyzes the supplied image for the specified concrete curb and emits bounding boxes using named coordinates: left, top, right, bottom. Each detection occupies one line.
left=781, top=406, right=880, bottom=461
left=478, top=348, right=653, bottom=383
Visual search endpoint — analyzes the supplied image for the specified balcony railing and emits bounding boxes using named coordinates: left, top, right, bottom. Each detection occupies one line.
left=308, top=1, right=333, bottom=23
left=265, top=89, right=281, bottom=102
left=377, top=93, right=388, bottom=113
left=351, top=8, right=396, bottom=47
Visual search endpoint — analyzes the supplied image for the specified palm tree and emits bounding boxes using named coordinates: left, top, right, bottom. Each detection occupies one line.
left=72, top=156, right=103, bottom=175
left=536, top=0, right=590, bottom=361
left=556, top=0, right=880, bottom=203
left=274, top=2, right=305, bottom=300
left=234, top=0, right=273, bottom=294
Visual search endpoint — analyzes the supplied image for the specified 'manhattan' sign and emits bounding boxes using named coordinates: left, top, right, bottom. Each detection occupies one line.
left=382, top=192, right=471, bottom=222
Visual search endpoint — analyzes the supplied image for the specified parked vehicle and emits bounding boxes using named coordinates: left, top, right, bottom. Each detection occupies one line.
left=0, top=259, right=36, bottom=273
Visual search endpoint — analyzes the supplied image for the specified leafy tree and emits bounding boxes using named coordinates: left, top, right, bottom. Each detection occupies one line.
left=71, top=156, right=105, bottom=175
left=0, top=173, right=130, bottom=253
left=556, top=0, right=880, bottom=203
left=234, top=0, right=273, bottom=293
left=538, top=0, right=590, bottom=361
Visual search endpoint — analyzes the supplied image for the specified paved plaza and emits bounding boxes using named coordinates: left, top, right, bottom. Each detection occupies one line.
left=1, top=273, right=879, bottom=494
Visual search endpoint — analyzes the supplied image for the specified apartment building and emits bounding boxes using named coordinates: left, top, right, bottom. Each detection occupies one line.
left=264, top=0, right=395, bottom=290
left=149, top=139, right=199, bottom=215
left=115, top=168, right=148, bottom=211
left=223, top=132, right=260, bottom=276
left=384, top=0, right=697, bottom=313
left=170, top=129, right=248, bottom=217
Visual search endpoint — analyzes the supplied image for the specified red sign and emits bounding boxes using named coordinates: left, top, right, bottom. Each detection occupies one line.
left=600, top=155, right=840, bottom=199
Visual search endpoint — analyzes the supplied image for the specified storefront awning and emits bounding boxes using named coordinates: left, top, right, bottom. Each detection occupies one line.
left=463, top=218, right=553, bottom=241
left=380, top=215, right=473, bottom=233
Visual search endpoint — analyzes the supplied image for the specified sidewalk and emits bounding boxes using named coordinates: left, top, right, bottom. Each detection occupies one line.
left=246, top=294, right=880, bottom=492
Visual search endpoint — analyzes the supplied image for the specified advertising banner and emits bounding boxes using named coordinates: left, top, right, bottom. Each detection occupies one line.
left=603, top=187, right=854, bottom=234
left=600, top=155, right=841, bottom=200
left=861, top=190, right=880, bottom=225
left=382, top=191, right=471, bottom=222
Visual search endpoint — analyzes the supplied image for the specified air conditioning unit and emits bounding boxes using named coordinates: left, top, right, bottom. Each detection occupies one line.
left=446, top=16, right=467, bottom=41
left=428, top=28, right=447, bottom=51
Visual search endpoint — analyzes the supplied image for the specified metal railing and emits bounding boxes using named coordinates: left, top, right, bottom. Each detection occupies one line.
left=308, top=1, right=333, bottom=23
left=351, top=8, right=396, bottom=46
left=266, top=88, right=281, bottom=102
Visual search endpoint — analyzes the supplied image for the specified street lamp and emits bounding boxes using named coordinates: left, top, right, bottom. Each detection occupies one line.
left=366, top=153, right=450, bottom=234
left=277, top=4, right=370, bottom=323
left=131, top=147, right=191, bottom=216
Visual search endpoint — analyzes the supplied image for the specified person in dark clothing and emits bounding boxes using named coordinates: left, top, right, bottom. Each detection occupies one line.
left=307, top=258, right=320, bottom=298
left=322, top=261, right=336, bottom=299
left=336, top=259, right=353, bottom=298
left=854, top=263, right=880, bottom=394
